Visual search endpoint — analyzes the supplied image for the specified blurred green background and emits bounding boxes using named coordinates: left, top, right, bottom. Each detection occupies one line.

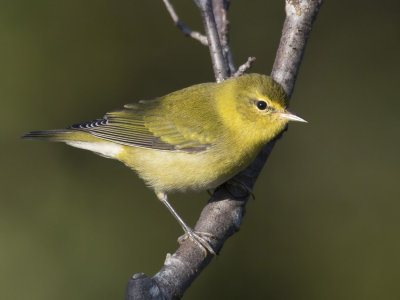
left=1, top=0, right=399, bottom=299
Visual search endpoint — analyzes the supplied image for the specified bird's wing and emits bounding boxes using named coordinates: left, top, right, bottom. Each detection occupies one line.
left=69, top=96, right=218, bottom=152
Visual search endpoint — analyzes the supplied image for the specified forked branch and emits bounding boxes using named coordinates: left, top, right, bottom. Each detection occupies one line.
left=194, top=0, right=229, bottom=82
left=212, top=0, right=236, bottom=74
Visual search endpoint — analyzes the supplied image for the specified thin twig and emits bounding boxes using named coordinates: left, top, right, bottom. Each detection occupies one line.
left=162, top=0, right=208, bottom=46
left=194, top=0, right=229, bottom=82
left=125, top=1, right=324, bottom=299
left=233, top=56, right=256, bottom=77
left=212, top=0, right=236, bottom=74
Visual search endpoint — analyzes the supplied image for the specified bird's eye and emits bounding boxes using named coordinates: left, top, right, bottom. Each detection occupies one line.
left=256, top=100, right=268, bottom=110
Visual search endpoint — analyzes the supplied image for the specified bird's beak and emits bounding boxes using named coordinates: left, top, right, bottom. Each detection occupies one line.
left=279, top=110, right=307, bottom=123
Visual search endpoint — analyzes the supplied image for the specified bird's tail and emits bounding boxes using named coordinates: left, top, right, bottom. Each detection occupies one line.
left=21, top=129, right=92, bottom=143
left=22, top=129, right=122, bottom=159
left=21, top=129, right=71, bottom=141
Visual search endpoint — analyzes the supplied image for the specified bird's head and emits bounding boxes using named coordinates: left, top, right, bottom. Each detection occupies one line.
left=216, top=73, right=306, bottom=145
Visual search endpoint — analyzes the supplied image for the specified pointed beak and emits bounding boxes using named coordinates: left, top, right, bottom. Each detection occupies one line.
left=279, top=110, right=307, bottom=123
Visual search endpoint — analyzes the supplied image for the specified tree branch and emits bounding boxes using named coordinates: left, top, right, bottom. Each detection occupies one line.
left=212, top=0, right=236, bottom=74
left=125, top=1, right=324, bottom=299
left=271, top=0, right=324, bottom=99
left=194, top=0, right=229, bottom=82
left=162, top=0, right=208, bottom=46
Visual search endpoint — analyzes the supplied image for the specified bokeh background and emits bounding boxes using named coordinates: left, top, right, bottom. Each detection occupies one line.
left=1, top=0, right=399, bottom=299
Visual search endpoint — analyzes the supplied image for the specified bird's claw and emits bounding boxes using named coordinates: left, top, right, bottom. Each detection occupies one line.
left=178, top=230, right=216, bottom=256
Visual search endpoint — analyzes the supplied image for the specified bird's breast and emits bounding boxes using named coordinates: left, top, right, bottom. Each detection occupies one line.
left=116, top=141, right=261, bottom=194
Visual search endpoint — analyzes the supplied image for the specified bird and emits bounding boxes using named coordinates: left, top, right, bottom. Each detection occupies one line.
left=22, top=73, right=306, bottom=255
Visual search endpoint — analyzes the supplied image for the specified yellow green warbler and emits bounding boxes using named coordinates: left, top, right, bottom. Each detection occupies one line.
left=22, top=73, right=306, bottom=254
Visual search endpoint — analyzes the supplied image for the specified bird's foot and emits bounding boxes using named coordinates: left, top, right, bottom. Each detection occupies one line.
left=178, top=229, right=216, bottom=256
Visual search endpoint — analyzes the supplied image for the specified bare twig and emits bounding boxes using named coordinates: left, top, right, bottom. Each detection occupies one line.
left=233, top=56, right=257, bottom=77
left=212, top=0, right=236, bottom=74
left=125, top=1, right=324, bottom=299
left=212, top=0, right=229, bottom=45
left=194, top=0, right=229, bottom=82
left=162, top=0, right=208, bottom=45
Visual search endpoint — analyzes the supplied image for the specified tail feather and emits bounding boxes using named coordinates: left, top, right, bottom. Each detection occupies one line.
left=22, top=129, right=123, bottom=158
left=22, top=129, right=107, bottom=144
left=21, top=129, right=72, bottom=142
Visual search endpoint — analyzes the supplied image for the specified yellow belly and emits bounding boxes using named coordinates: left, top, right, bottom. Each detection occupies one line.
left=116, top=144, right=259, bottom=193
left=63, top=131, right=262, bottom=194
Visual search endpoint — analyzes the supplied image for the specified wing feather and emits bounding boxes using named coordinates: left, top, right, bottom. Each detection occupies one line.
left=68, top=92, right=218, bottom=152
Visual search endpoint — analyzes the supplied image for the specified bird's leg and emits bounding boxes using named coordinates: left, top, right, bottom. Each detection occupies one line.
left=156, top=191, right=216, bottom=256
